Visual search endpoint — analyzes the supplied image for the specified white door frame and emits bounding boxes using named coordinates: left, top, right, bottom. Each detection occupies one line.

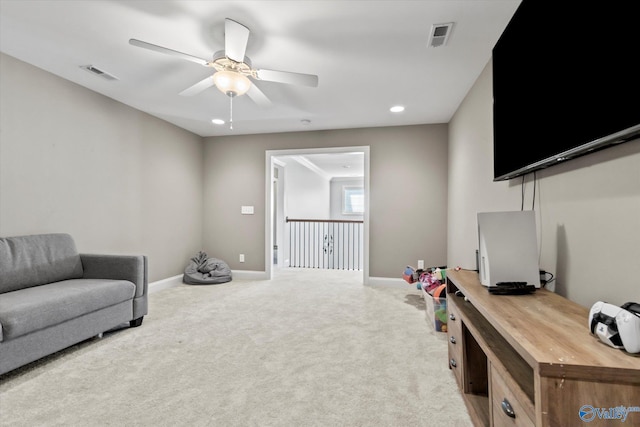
left=264, top=146, right=370, bottom=284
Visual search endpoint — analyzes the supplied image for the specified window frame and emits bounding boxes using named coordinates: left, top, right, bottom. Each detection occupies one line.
left=342, top=185, right=365, bottom=215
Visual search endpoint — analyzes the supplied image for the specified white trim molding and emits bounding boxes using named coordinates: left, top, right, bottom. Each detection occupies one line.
left=231, top=270, right=269, bottom=280
left=149, top=271, right=268, bottom=292
left=149, top=274, right=183, bottom=293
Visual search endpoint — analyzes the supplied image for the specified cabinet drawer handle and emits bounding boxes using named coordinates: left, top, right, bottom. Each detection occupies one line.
left=450, top=336, right=456, bottom=344
left=501, top=398, right=516, bottom=418
left=450, top=358, right=457, bottom=368
left=449, top=313, right=456, bottom=321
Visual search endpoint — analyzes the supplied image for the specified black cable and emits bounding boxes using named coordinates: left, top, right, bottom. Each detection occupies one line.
left=532, top=171, right=537, bottom=210
left=521, top=175, right=525, bottom=210
left=541, top=271, right=555, bottom=288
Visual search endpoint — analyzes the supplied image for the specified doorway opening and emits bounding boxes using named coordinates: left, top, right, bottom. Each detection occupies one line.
left=265, top=146, right=370, bottom=284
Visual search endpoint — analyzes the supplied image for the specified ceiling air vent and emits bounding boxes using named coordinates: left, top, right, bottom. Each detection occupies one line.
left=428, top=22, right=454, bottom=48
left=80, top=65, right=118, bottom=81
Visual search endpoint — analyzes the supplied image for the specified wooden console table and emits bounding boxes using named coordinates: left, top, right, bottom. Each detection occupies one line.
left=445, top=269, right=640, bottom=426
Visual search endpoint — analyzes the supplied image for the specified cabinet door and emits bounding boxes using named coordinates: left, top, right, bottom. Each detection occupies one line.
left=491, top=365, right=534, bottom=427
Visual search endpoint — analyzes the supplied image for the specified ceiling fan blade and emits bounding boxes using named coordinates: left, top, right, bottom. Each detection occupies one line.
left=256, top=69, right=319, bottom=87
left=225, top=19, right=250, bottom=63
left=246, top=83, right=273, bottom=107
left=129, top=39, right=209, bottom=66
left=179, top=76, right=215, bottom=96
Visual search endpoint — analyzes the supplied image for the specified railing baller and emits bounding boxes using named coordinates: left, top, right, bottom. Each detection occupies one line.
left=286, top=217, right=364, bottom=270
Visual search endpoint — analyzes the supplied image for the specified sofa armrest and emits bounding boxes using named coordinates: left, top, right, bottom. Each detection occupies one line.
left=80, top=254, right=148, bottom=300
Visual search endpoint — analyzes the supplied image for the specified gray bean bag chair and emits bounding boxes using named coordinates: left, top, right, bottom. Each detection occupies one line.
left=183, top=251, right=232, bottom=285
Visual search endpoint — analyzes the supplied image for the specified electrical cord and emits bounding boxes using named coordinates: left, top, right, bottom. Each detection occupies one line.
left=520, top=172, right=538, bottom=211
left=521, top=175, right=526, bottom=210
left=532, top=171, right=537, bottom=210
left=540, top=270, right=555, bottom=288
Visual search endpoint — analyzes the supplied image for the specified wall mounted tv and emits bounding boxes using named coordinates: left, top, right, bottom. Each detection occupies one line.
left=492, top=1, right=640, bottom=181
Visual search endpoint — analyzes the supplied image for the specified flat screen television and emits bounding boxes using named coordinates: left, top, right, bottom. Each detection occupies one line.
left=492, top=1, right=640, bottom=181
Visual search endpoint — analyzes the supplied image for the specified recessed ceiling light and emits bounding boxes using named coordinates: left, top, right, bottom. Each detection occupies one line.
left=390, top=105, right=405, bottom=113
left=211, top=119, right=225, bottom=125
left=301, top=119, right=311, bottom=125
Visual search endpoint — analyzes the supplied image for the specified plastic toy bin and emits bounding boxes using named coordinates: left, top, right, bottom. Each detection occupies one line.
left=421, top=285, right=448, bottom=332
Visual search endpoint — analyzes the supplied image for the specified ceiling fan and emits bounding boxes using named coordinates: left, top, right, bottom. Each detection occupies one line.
left=129, top=18, right=318, bottom=127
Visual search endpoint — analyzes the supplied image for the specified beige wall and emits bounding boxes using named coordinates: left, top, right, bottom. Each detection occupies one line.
left=0, top=53, right=204, bottom=282
left=203, top=125, right=448, bottom=277
left=6, top=48, right=636, bottom=301
left=448, top=60, right=640, bottom=308
left=0, top=51, right=448, bottom=283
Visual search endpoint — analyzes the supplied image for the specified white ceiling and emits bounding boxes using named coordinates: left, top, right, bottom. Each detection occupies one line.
left=277, top=152, right=365, bottom=179
left=0, top=0, right=521, bottom=139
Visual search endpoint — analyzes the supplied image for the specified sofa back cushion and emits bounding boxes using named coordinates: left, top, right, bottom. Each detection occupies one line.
left=0, top=233, right=84, bottom=294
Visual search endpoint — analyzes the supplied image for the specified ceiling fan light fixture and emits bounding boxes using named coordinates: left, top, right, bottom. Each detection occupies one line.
left=213, top=70, right=251, bottom=97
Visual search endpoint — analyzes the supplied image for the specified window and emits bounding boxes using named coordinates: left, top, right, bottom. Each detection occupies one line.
left=342, top=186, right=364, bottom=215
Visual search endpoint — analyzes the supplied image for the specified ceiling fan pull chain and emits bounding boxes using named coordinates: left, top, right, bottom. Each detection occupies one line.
left=229, top=95, right=233, bottom=130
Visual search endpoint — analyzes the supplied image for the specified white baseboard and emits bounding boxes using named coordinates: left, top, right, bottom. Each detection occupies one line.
left=231, top=270, right=268, bottom=280
left=149, top=270, right=267, bottom=293
left=151, top=271, right=396, bottom=290
left=149, top=274, right=183, bottom=293
left=367, top=277, right=413, bottom=289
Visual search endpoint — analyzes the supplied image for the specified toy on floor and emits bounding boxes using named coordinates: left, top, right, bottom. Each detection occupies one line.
left=410, top=266, right=449, bottom=332
left=403, top=265, right=424, bottom=287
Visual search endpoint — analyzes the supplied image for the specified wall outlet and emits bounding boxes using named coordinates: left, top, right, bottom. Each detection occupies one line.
left=239, top=254, right=245, bottom=263
left=417, top=260, right=424, bottom=269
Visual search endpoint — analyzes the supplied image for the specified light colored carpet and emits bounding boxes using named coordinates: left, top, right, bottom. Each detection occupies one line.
left=0, top=268, right=471, bottom=427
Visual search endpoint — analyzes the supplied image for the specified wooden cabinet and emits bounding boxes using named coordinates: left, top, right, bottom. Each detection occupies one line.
left=445, top=269, right=640, bottom=427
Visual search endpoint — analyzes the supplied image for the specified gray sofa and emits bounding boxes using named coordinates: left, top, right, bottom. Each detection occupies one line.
left=0, top=233, right=148, bottom=375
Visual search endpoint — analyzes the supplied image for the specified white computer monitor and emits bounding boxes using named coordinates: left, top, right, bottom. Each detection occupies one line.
left=477, top=210, right=540, bottom=288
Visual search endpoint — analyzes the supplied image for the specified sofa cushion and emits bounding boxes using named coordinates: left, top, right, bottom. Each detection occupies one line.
left=0, top=233, right=84, bottom=294
left=0, top=279, right=135, bottom=342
